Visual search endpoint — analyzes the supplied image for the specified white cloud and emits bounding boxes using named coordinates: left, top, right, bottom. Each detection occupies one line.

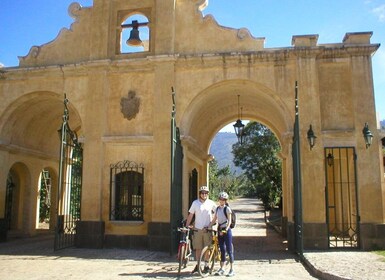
left=372, top=4, right=385, bottom=22
left=0, top=62, right=4, bottom=68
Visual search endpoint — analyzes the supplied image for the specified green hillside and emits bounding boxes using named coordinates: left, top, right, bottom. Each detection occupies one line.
left=209, top=132, right=241, bottom=174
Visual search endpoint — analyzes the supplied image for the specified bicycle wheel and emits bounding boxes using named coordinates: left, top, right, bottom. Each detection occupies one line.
left=198, top=246, right=215, bottom=277
left=177, top=243, right=186, bottom=275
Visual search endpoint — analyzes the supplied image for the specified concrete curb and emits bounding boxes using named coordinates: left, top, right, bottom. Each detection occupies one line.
left=302, top=255, right=352, bottom=280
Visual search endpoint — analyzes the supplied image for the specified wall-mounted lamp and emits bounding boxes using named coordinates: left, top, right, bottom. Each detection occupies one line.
left=122, top=20, right=149, bottom=46
left=233, top=95, right=245, bottom=144
left=307, top=125, right=317, bottom=150
left=326, top=152, right=334, bottom=167
left=362, top=122, right=373, bottom=149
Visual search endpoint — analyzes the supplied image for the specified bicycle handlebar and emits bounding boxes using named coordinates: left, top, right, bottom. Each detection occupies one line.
left=177, top=227, right=190, bottom=232
left=203, top=228, right=227, bottom=234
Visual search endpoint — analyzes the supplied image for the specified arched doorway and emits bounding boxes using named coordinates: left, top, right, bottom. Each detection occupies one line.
left=36, top=167, right=58, bottom=231
left=179, top=79, right=293, bottom=246
left=5, top=163, right=31, bottom=236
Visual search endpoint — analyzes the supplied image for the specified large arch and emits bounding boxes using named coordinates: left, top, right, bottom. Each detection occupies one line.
left=180, top=79, right=292, bottom=153
left=179, top=79, right=294, bottom=231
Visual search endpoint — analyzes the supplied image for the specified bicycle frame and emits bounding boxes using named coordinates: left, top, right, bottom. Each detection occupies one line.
left=177, top=227, right=192, bottom=275
left=198, top=229, right=221, bottom=277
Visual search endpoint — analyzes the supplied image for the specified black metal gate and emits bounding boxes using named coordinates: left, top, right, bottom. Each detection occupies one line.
left=189, top=168, right=198, bottom=207
left=4, top=173, right=15, bottom=230
left=54, top=96, right=83, bottom=250
left=292, top=82, right=303, bottom=255
left=170, top=88, right=183, bottom=255
left=325, top=147, right=359, bottom=248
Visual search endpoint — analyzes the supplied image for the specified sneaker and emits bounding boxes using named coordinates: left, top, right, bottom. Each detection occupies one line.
left=227, top=269, right=235, bottom=277
left=191, top=265, right=198, bottom=274
left=203, top=266, right=210, bottom=273
left=215, top=268, right=225, bottom=276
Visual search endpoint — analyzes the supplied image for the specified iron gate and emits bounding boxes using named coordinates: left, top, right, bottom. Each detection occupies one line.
left=170, top=88, right=183, bottom=255
left=292, top=81, right=303, bottom=255
left=189, top=168, right=198, bottom=207
left=4, top=173, right=15, bottom=230
left=55, top=96, right=83, bottom=250
left=325, top=147, right=359, bottom=248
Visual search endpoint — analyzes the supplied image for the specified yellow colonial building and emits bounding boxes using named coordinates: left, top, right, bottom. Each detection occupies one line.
left=0, top=0, right=384, bottom=253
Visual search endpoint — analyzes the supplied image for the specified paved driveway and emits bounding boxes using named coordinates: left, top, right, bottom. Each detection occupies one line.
left=0, top=198, right=317, bottom=279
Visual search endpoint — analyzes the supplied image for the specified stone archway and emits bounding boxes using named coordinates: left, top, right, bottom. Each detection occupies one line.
left=0, top=91, right=82, bottom=238
left=179, top=79, right=294, bottom=239
left=180, top=79, right=292, bottom=149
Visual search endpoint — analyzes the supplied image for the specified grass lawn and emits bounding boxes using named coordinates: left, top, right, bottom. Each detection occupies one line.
left=374, top=251, right=385, bottom=261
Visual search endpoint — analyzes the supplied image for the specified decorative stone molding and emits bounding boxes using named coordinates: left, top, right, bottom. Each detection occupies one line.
left=196, top=0, right=209, bottom=11
left=68, top=2, right=82, bottom=20
left=120, top=90, right=140, bottom=120
left=237, top=28, right=251, bottom=40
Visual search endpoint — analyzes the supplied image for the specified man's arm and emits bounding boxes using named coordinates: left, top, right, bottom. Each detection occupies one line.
left=185, top=212, right=194, bottom=228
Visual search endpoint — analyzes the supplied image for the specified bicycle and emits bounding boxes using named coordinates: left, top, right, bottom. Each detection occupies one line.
left=198, top=228, right=233, bottom=277
left=176, top=227, right=192, bottom=275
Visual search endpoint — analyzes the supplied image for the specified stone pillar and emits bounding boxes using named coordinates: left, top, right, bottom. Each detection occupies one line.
left=148, top=59, right=175, bottom=251
left=154, top=0, right=175, bottom=54
left=347, top=33, right=385, bottom=249
left=76, top=70, right=106, bottom=248
left=293, top=35, right=328, bottom=249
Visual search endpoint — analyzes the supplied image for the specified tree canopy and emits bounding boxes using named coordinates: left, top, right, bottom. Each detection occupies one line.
left=232, top=122, right=282, bottom=209
left=208, top=159, right=242, bottom=201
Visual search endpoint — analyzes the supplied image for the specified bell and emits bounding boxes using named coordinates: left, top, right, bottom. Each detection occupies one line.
left=126, top=24, right=142, bottom=46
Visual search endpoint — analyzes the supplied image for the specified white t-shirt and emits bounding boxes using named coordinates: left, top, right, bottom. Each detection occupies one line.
left=188, top=198, right=217, bottom=230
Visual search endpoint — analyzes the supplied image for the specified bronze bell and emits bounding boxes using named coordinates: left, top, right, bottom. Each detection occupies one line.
left=126, top=20, right=142, bottom=46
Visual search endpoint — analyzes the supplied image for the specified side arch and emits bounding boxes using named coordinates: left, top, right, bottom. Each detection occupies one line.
left=0, top=91, right=82, bottom=157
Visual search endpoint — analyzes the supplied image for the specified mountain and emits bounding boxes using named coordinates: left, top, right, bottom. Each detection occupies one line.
left=209, top=132, right=241, bottom=174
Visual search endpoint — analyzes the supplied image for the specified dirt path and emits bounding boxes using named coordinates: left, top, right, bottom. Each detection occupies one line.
left=230, top=198, right=289, bottom=260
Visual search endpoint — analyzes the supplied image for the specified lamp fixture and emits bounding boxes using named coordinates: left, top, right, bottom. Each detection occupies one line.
left=326, top=152, right=334, bottom=167
left=122, top=20, right=149, bottom=46
left=307, top=124, right=316, bottom=150
left=233, top=95, right=245, bottom=144
left=362, top=122, right=373, bottom=149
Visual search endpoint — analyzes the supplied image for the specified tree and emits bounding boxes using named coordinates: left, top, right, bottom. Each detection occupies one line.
left=232, top=122, right=282, bottom=209
left=208, top=159, right=240, bottom=200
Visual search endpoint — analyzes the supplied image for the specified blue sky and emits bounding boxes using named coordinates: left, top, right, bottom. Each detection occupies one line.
left=1, top=0, right=384, bottom=129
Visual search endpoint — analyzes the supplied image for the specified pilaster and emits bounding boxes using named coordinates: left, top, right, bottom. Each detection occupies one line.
left=152, top=60, right=175, bottom=222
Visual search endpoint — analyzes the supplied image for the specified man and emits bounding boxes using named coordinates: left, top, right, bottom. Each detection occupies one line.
left=185, top=185, right=217, bottom=274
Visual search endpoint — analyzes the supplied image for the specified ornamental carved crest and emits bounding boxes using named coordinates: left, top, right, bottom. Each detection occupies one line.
left=120, top=90, right=140, bottom=120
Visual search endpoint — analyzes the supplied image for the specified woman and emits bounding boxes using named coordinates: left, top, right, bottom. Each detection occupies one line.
left=210, top=191, right=235, bottom=277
